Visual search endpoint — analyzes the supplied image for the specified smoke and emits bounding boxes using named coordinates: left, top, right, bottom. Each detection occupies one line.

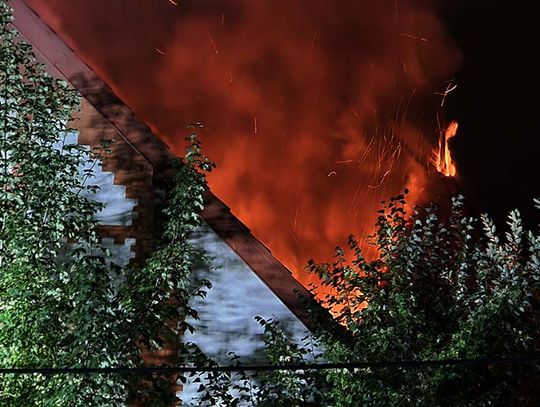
left=27, top=0, right=461, bottom=283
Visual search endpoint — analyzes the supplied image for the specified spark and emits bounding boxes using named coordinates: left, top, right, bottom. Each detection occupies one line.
left=155, top=48, right=166, bottom=55
left=291, top=201, right=304, bottom=251
left=400, top=33, right=428, bottom=42
left=292, top=202, right=299, bottom=240
left=368, top=169, right=391, bottom=189
left=349, top=183, right=363, bottom=215
left=350, top=108, right=360, bottom=119
left=401, top=88, right=417, bottom=122
left=207, top=33, right=219, bottom=55
left=168, top=0, right=178, bottom=5
left=311, top=31, right=319, bottom=49
left=394, top=94, right=406, bottom=123
left=435, top=82, right=458, bottom=107
left=334, top=159, right=353, bottom=164
left=401, top=60, right=407, bottom=73
left=327, top=171, right=337, bottom=177
left=253, top=117, right=257, bottom=134
left=203, top=125, right=214, bottom=137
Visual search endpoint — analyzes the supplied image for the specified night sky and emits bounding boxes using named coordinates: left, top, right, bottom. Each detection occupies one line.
left=441, top=0, right=540, bottom=225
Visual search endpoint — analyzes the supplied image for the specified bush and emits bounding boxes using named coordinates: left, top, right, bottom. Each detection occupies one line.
left=1, top=3, right=213, bottom=404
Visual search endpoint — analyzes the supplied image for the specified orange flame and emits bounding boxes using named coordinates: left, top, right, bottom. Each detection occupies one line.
left=27, top=0, right=462, bottom=295
left=432, top=121, right=458, bottom=177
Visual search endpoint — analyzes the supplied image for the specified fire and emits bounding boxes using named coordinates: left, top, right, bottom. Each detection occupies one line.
left=432, top=121, right=458, bottom=177
left=27, top=0, right=463, bottom=291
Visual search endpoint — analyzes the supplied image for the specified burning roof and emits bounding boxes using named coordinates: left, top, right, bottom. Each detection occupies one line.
left=19, top=0, right=462, bottom=287
left=11, top=0, right=313, bottom=324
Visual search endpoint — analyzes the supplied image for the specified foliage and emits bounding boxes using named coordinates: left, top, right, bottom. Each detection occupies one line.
left=311, top=193, right=539, bottom=406
left=190, top=192, right=540, bottom=406
left=1, top=2, right=123, bottom=404
left=248, top=317, right=322, bottom=407
left=294, top=192, right=538, bottom=406
left=183, top=317, right=323, bottom=407
left=122, top=130, right=214, bottom=405
left=315, top=192, right=539, bottom=405
left=0, top=2, right=213, bottom=405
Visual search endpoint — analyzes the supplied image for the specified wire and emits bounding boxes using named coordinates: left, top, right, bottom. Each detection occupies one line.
left=1, top=355, right=539, bottom=375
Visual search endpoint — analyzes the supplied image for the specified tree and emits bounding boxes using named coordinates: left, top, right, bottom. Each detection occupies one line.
left=0, top=2, right=212, bottom=405
left=190, top=193, right=540, bottom=406
left=302, top=193, right=540, bottom=406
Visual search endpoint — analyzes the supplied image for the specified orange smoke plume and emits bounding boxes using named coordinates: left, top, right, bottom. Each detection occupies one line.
left=26, top=0, right=462, bottom=288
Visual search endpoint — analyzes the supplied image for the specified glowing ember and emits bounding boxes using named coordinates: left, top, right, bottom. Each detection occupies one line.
left=432, top=121, right=458, bottom=177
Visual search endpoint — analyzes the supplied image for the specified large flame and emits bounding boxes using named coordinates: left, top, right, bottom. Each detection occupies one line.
left=26, top=0, right=462, bottom=288
left=432, top=121, right=458, bottom=177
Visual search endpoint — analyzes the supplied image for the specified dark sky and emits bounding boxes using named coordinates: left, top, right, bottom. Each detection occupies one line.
left=441, top=0, right=540, bottom=225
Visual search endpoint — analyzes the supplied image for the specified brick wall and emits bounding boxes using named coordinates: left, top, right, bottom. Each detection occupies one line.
left=74, top=99, right=182, bottom=405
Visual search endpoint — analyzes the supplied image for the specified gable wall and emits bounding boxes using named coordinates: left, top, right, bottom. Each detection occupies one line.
left=74, top=99, right=157, bottom=265
left=11, top=3, right=316, bottom=405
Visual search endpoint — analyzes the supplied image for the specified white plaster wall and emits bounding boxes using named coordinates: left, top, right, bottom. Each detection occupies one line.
left=100, top=237, right=136, bottom=268
left=55, top=131, right=137, bottom=266
left=181, top=222, right=313, bottom=405
left=58, top=131, right=138, bottom=227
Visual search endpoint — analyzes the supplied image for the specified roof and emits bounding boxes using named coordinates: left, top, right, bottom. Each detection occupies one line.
left=10, top=0, right=312, bottom=325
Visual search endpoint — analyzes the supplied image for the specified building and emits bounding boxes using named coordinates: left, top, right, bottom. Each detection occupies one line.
left=10, top=0, right=314, bottom=403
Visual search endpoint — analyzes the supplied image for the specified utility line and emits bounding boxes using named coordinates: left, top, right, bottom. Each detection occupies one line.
left=1, top=356, right=539, bottom=375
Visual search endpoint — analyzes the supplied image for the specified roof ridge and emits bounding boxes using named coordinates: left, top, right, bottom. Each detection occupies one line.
left=11, top=0, right=315, bottom=327
left=11, top=0, right=175, bottom=180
